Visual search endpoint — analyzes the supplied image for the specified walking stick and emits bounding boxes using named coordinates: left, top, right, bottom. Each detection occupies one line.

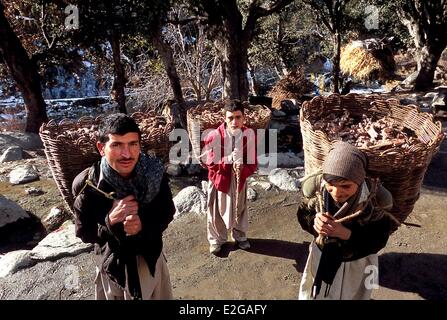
left=233, top=162, right=242, bottom=225
left=312, top=191, right=348, bottom=299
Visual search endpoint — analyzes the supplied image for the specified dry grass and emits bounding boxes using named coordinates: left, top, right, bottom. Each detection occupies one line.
left=340, top=42, right=395, bottom=82
left=268, top=67, right=312, bottom=109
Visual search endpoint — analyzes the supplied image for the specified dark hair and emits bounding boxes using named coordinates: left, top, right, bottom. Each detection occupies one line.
left=98, top=113, right=141, bottom=143
left=223, top=99, right=244, bottom=114
left=322, top=173, right=349, bottom=184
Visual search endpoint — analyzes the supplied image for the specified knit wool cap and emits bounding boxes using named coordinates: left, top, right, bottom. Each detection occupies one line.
left=322, top=141, right=367, bottom=186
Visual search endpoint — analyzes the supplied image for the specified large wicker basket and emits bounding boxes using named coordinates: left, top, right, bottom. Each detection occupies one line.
left=300, top=93, right=444, bottom=225
left=39, top=112, right=173, bottom=211
left=186, top=101, right=271, bottom=162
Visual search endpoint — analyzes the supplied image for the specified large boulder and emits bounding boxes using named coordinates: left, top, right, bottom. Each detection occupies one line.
left=173, top=186, right=207, bottom=218
left=9, top=164, right=39, bottom=185
left=0, top=132, right=43, bottom=153
left=0, top=146, right=23, bottom=163
left=0, top=195, right=29, bottom=228
left=30, top=221, right=92, bottom=261
left=268, top=168, right=303, bottom=191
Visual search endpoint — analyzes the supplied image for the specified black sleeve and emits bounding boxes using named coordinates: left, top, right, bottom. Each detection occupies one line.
left=140, top=174, right=175, bottom=236
left=72, top=170, right=123, bottom=246
left=341, top=214, right=392, bottom=261
left=296, top=199, right=319, bottom=238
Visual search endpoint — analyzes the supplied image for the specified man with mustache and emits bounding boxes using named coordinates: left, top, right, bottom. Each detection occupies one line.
left=72, top=113, right=175, bottom=300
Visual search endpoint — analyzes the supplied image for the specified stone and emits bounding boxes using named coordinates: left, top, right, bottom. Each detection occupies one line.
left=268, top=168, right=301, bottom=191
left=247, top=188, right=257, bottom=201
left=0, top=146, right=22, bottom=163
left=0, top=250, right=32, bottom=278
left=42, top=206, right=70, bottom=232
left=9, top=164, right=39, bottom=185
left=30, top=221, right=93, bottom=261
left=25, top=187, right=45, bottom=196
left=249, top=180, right=273, bottom=191
left=0, top=195, right=29, bottom=228
left=173, top=186, right=207, bottom=218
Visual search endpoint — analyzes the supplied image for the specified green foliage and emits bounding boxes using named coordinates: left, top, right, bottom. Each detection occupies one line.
left=250, top=2, right=333, bottom=72
left=345, top=0, right=411, bottom=48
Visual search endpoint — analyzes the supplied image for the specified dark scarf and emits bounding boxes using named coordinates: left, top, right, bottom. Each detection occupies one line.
left=324, top=185, right=362, bottom=220
left=100, top=152, right=164, bottom=205
left=312, top=187, right=362, bottom=299
left=100, top=152, right=164, bottom=299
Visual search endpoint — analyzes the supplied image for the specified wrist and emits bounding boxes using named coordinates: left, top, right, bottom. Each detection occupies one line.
left=108, top=214, right=118, bottom=226
left=339, top=227, right=352, bottom=240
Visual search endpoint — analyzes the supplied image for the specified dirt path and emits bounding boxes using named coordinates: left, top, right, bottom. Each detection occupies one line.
left=164, top=184, right=447, bottom=300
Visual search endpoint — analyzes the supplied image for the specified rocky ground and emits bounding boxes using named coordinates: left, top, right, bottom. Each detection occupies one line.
left=0, top=90, right=446, bottom=300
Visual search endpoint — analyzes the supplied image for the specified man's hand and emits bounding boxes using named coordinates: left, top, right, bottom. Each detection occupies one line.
left=123, top=213, right=142, bottom=236
left=108, top=195, right=138, bottom=226
left=313, top=212, right=352, bottom=240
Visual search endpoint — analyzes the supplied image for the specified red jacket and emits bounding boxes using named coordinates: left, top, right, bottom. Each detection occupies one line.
left=203, top=123, right=257, bottom=194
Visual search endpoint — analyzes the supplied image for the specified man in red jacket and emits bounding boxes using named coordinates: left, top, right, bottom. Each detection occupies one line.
left=202, top=100, right=258, bottom=255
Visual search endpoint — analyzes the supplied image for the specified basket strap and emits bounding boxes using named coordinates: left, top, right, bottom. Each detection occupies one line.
left=299, top=169, right=323, bottom=184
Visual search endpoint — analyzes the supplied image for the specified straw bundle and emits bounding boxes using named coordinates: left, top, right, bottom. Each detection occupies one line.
left=268, top=67, right=312, bottom=109
left=340, top=40, right=395, bottom=81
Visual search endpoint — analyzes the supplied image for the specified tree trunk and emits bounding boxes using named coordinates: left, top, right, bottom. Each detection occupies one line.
left=151, top=28, right=186, bottom=128
left=219, top=37, right=250, bottom=101
left=332, top=32, right=341, bottom=94
left=413, top=43, right=446, bottom=91
left=398, top=2, right=447, bottom=91
left=276, top=12, right=289, bottom=77
left=0, top=4, right=47, bottom=133
left=110, top=31, right=127, bottom=114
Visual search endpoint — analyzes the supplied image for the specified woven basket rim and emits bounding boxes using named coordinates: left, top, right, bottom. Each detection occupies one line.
left=300, top=93, right=444, bottom=151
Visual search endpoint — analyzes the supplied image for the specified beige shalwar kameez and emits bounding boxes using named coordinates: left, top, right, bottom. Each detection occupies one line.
left=95, top=251, right=173, bottom=300
left=298, top=241, right=378, bottom=300
left=207, top=173, right=249, bottom=246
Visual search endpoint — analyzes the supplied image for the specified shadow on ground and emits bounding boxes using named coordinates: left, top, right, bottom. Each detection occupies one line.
left=379, top=252, right=447, bottom=300
left=215, top=238, right=310, bottom=273
left=423, top=139, right=447, bottom=192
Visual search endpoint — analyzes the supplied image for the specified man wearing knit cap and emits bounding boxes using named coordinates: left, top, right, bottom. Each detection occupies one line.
left=297, top=141, right=394, bottom=300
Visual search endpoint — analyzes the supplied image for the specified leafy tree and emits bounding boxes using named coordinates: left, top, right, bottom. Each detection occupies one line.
left=0, top=0, right=48, bottom=133
left=303, top=0, right=351, bottom=93
left=189, top=0, right=295, bottom=101
left=395, top=0, right=447, bottom=90
left=249, top=2, right=329, bottom=88
left=164, top=6, right=221, bottom=102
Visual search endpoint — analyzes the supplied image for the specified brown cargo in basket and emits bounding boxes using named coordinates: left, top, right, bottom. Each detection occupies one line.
left=299, top=93, right=444, bottom=227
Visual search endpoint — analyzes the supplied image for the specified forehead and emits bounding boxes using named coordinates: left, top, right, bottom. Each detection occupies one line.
left=225, top=110, right=244, bottom=118
left=327, top=179, right=356, bottom=187
left=106, top=132, right=140, bottom=143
